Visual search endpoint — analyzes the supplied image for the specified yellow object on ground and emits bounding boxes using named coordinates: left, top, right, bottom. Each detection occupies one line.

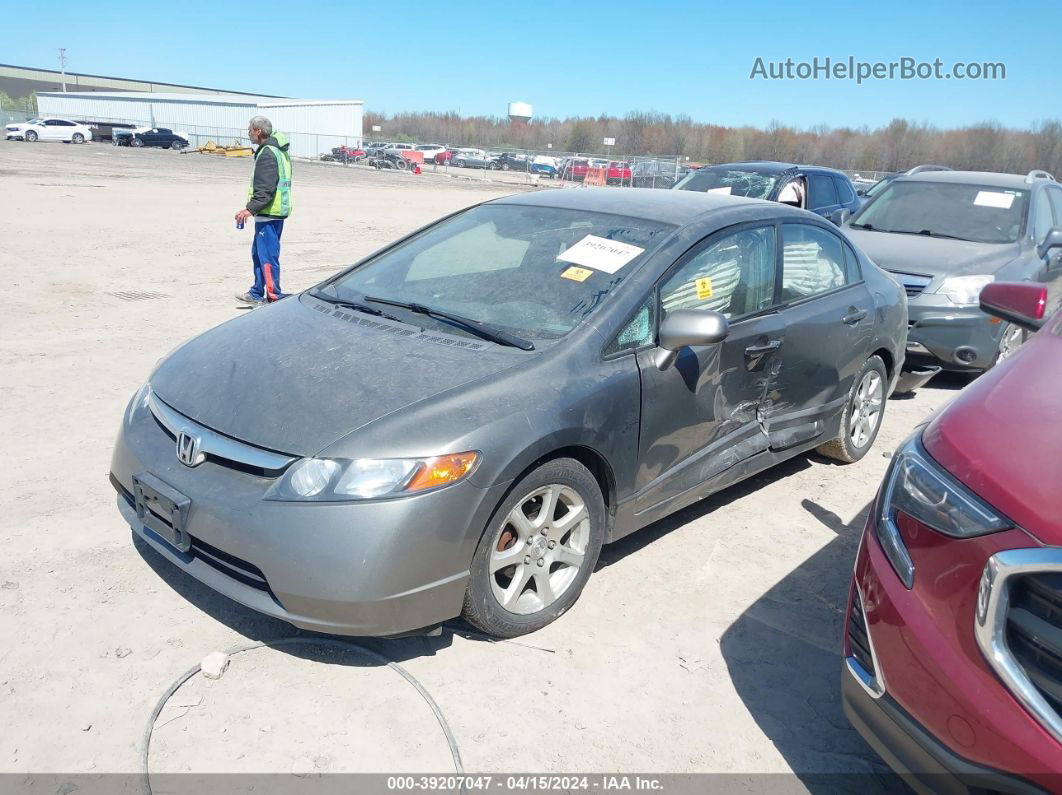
left=194, top=140, right=253, bottom=157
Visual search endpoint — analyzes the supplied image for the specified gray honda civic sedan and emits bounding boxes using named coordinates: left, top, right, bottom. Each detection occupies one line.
left=111, top=188, right=906, bottom=637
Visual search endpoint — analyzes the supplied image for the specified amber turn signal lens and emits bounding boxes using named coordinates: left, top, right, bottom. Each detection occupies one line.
left=405, top=452, right=479, bottom=493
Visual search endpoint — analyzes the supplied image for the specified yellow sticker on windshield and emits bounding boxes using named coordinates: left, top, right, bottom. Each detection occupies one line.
left=561, top=266, right=594, bottom=282
left=696, top=277, right=713, bottom=299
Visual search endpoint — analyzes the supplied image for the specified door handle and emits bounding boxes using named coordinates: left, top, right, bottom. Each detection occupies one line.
left=843, top=309, right=868, bottom=325
left=745, top=339, right=781, bottom=356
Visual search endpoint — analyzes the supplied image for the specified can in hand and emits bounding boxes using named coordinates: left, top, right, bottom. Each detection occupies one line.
left=236, top=219, right=245, bottom=230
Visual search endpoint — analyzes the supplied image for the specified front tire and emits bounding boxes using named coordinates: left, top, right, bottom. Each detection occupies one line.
left=991, top=322, right=1027, bottom=367
left=817, top=355, right=887, bottom=464
left=25, top=130, right=37, bottom=142
left=131, top=137, right=144, bottom=147
left=171, top=140, right=184, bottom=151
left=462, top=458, right=605, bottom=637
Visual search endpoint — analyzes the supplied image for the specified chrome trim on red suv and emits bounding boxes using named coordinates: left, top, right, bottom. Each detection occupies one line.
left=975, top=548, right=1062, bottom=745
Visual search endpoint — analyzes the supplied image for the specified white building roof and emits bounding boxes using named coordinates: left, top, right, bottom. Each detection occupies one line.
left=36, top=91, right=363, bottom=106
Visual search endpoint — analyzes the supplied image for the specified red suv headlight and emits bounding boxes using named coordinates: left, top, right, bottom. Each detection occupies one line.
left=877, top=434, right=1012, bottom=588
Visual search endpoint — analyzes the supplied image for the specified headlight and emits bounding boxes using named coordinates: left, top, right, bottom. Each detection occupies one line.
left=939, top=274, right=994, bottom=306
left=125, top=383, right=151, bottom=423
left=266, top=451, right=479, bottom=502
left=876, top=434, right=1011, bottom=588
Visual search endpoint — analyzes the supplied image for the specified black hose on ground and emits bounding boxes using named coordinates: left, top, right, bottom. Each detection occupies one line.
left=140, top=636, right=464, bottom=795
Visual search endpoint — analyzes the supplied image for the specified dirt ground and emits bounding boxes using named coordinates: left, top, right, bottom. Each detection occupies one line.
left=0, top=139, right=961, bottom=787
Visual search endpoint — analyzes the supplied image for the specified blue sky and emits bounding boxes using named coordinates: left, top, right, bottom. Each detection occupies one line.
left=8, top=0, right=1057, bottom=129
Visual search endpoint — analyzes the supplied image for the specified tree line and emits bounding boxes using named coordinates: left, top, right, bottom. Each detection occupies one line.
left=364, top=110, right=1062, bottom=176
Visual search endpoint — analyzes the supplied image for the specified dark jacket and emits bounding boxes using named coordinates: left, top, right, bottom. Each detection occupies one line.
left=246, top=135, right=289, bottom=216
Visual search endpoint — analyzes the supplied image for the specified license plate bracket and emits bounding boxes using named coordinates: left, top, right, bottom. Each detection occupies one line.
left=132, top=472, right=192, bottom=553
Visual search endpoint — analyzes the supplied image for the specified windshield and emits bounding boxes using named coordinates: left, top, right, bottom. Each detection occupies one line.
left=864, top=177, right=893, bottom=199
left=674, top=167, right=779, bottom=199
left=325, top=204, right=673, bottom=340
left=851, top=181, right=1028, bottom=244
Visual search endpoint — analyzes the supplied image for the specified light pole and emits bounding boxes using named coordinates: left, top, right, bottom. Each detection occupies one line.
left=58, top=48, right=68, bottom=92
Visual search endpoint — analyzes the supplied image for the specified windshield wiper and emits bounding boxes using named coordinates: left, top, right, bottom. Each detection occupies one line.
left=849, top=222, right=875, bottom=230
left=878, top=228, right=971, bottom=242
left=364, top=295, right=535, bottom=351
left=915, top=229, right=967, bottom=241
left=308, top=288, right=404, bottom=322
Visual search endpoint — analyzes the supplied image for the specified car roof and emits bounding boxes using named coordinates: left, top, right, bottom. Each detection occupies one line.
left=899, top=170, right=1036, bottom=190
left=702, top=160, right=851, bottom=178
left=492, top=186, right=773, bottom=225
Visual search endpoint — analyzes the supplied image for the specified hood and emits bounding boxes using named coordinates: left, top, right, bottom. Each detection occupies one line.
left=922, top=317, right=1062, bottom=542
left=149, top=294, right=529, bottom=456
left=844, top=228, right=1018, bottom=279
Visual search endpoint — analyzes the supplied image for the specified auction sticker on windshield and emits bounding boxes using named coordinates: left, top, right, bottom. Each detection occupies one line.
left=974, top=190, right=1016, bottom=209
left=560, top=266, right=594, bottom=282
left=557, top=235, right=645, bottom=274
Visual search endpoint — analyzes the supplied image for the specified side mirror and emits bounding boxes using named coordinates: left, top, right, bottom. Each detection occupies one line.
left=979, top=282, right=1048, bottom=333
left=1036, top=227, right=1062, bottom=260
left=656, top=309, right=729, bottom=370
left=830, top=208, right=851, bottom=226
left=856, top=188, right=867, bottom=197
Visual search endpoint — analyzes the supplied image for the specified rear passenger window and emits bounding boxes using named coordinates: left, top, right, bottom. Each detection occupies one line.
left=660, top=226, right=776, bottom=319
left=782, top=224, right=850, bottom=300
left=834, top=177, right=857, bottom=205
left=807, top=175, right=838, bottom=209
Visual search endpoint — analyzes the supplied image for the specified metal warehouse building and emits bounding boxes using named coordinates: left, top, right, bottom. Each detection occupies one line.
left=36, top=91, right=364, bottom=159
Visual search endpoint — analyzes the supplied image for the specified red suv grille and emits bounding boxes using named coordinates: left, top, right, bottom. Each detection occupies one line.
left=1007, top=573, right=1062, bottom=715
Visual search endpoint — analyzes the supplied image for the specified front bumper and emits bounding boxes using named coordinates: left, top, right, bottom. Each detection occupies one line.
left=844, top=517, right=1061, bottom=792
left=842, top=668, right=1045, bottom=795
left=111, top=393, right=505, bottom=636
left=906, top=294, right=1004, bottom=371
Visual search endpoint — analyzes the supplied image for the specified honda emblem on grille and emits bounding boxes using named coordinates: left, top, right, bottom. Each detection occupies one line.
left=176, top=430, right=203, bottom=467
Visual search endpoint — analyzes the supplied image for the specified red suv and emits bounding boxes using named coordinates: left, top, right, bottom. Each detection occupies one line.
left=843, top=282, right=1061, bottom=793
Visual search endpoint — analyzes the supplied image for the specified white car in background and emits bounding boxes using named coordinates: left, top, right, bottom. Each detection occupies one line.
left=414, top=143, right=447, bottom=161
left=5, top=117, right=93, bottom=143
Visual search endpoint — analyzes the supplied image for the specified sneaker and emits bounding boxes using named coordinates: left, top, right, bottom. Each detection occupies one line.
left=235, top=292, right=264, bottom=305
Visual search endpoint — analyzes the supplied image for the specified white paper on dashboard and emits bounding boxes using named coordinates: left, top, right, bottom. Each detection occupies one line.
left=707, top=187, right=733, bottom=195
left=556, top=235, right=645, bottom=274
left=973, top=191, right=1015, bottom=209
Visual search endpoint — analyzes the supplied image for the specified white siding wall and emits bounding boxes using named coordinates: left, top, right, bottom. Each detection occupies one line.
left=36, top=93, right=363, bottom=158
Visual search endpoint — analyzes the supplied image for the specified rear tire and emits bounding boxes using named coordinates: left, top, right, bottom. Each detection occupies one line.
left=462, top=458, right=605, bottom=637
left=72, top=133, right=84, bottom=144
left=817, top=355, right=888, bottom=464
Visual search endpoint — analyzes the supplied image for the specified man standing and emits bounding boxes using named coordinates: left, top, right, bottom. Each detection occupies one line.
left=235, top=116, right=292, bottom=304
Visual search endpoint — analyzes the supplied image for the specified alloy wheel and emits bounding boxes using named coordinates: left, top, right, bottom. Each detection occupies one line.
left=997, top=324, right=1025, bottom=362
left=849, top=370, right=883, bottom=449
left=489, top=484, right=590, bottom=615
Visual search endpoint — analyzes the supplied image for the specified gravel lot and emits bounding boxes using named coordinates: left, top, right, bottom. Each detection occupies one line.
left=0, top=139, right=962, bottom=787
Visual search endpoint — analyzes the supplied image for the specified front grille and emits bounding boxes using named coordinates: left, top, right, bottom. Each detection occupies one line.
left=1007, top=573, right=1062, bottom=714
left=889, top=270, right=933, bottom=298
left=848, top=589, right=876, bottom=677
